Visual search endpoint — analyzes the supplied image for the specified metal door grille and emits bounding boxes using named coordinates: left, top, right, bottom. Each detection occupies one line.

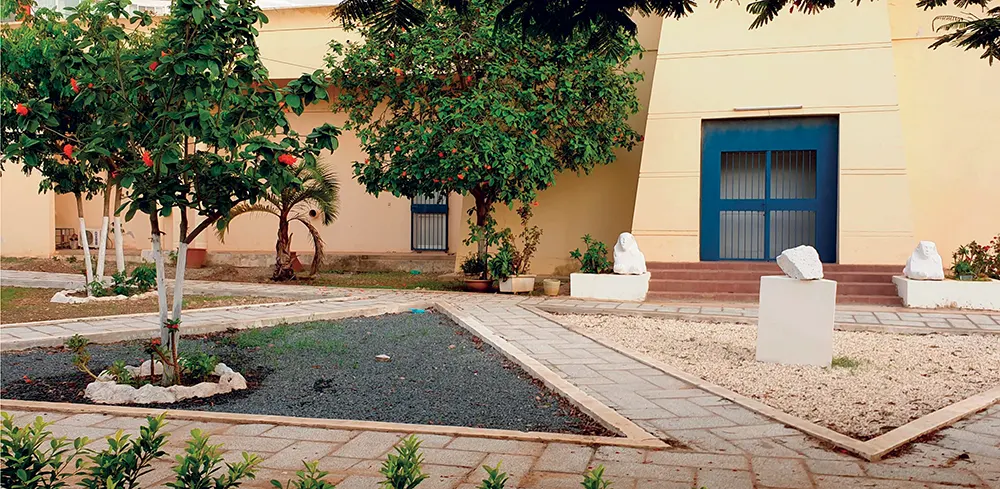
left=701, top=117, right=838, bottom=263
left=411, top=193, right=448, bottom=251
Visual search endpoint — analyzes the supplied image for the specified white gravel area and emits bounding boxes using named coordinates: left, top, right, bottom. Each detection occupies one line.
left=561, top=314, right=1000, bottom=439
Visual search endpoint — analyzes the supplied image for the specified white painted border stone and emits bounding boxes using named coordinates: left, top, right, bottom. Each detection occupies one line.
left=570, top=272, right=650, bottom=301
left=87, top=363, right=247, bottom=404
left=51, top=289, right=156, bottom=304
left=893, top=276, right=1000, bottom=311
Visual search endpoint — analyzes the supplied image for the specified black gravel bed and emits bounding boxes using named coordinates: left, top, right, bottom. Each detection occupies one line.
left=1, top=311, right=614, bottom=436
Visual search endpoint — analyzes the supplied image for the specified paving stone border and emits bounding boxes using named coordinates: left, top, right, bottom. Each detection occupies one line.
left=532, top=305, right=1000, bottom=461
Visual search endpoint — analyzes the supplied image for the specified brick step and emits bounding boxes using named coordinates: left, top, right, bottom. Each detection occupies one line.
left=648, top=279, right=898, bottom=296
left=650, top=269, right=894, bottom=283
left=646, top=291, right=903, bottom=306
left=647, top=262, right=901, bottom=274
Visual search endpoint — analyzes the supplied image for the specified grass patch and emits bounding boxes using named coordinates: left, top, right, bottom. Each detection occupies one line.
left=831, top=356, right=862, bottom=369
left=1, top=287, right=28, bottom=308
left=311, top=271, right=464, bottom=291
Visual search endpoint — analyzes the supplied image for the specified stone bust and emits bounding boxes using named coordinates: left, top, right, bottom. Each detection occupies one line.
left=903, top=240, right=944, bottom=280
left=613, top=232, right=647, bottom=275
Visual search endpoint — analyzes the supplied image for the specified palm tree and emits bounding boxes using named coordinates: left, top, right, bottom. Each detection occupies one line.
left=217, top=162, right=339, bottom=281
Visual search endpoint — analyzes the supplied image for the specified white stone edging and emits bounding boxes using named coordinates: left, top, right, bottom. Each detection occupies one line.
left=50, top=289, right=157, bottom=304
left=87, top=363, right=247, bottom=405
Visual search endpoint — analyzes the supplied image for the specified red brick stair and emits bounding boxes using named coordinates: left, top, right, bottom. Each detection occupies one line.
left=646, top=262, right=903, bottom=306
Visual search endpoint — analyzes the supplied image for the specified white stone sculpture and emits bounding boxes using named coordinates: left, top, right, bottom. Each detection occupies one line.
left=903, top=241, right=945, bottom=280
left=613, top=232, right=647, bottom=275
left=776, top=245, right=824, bottom=280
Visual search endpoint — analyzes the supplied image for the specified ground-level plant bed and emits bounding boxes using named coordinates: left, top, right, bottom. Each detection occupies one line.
left=560, top=314, right=1000, bottom=440
left=0, top=287, right=281, bottom=324
left=1, top=312, right=614, bottom=436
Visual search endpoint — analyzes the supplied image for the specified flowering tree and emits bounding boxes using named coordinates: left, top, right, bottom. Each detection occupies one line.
left=328, top=0, right=642, bottom=276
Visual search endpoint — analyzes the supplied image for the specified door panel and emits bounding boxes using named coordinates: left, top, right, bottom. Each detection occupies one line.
left=701, top=117, right=838, bottom=262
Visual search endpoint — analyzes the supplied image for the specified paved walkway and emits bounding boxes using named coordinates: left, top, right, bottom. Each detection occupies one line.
left=2, top=270, right=999, bottom=487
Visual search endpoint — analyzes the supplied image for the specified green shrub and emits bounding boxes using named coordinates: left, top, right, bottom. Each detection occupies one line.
left=271, top=461, right=338, bottom=489
left=380, top=435, right=428, bottom=489
left=477, top=463, right=508, bottom=489
left=570, top=235, right=612, bottom=274
left=129, top=264, right=157, bottom=293
left=105, top=360, right=136, bottom=386
left=88, top=280, right=113, bottom=297
left=0, top=413, right=89, bottom=489
left=460, top=254, right=489, bottom=278
left=180, top=352, right=220, bottom=383
left=487, top=241, right=517, bottom=282
left=581, top=465, right=612, bottom=489
left=111, top=271, right=133, bottom=296
left=65, top=334, right=97, bottom=380
left=78, top=414, right=169, bottom=489
left=168, top=429, right=262, bottom=489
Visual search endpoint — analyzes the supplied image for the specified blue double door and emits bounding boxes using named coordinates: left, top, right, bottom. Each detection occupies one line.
left=700, top=117, right=838, bottom=263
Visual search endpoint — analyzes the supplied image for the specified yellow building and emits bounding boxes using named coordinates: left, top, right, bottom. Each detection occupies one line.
left=2, top=2, right=997, bottom=280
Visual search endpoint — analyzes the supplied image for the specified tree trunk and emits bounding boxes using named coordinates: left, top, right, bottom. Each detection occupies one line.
left=113, top=185, right=125, bottom=274
left=171, top=241, right=188, bottom=322
left=471, top=188, right=492, bottom=280
left=96, top=176, right=112, bottom=281
left=149, top=211, right=169, bottom=346
left=273, top=215, right=295, bottom=281
left=76, top=193, right=95, bottom=295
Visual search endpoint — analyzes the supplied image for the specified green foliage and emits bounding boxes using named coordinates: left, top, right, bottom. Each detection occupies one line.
left=167, top=429, right=262, bottom=489
left=130, top=264, right=157, bottom=293
left=180, top=352, right=220, bottom=382
left=488, top=204, right=544, bottom=281
left=830, top=356, right=861, bottom=369
left=460, top=254, right=489, bottom=277
left=952, top=237, right=999, bottom=279
left=78, top=414, right=169, bottom=489
left=329, top=0, right=641, bottom=257
left=105, top=360, right=136, bottom=386
left=488, top=240, right=518, bottom=282
left=270, top=461, right=338, bottom=489
left=0, top=413, right=89, bottom=489
left=380, top=435, right=428, bottom=489
left=111, top=271, right=133, bottom=296
left=570, top=234, right=612, bottom=274
left=88, top=280, right=114, bottom=297
left=477, top=463, right=508, bottom=489
left=65, top=334, right=98, bottom=380
left=581, top=465, right=612, bottom=489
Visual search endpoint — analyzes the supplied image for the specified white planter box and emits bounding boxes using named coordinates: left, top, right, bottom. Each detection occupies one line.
left=757, top=276, right=836, bottom=367
left=893, top=276, right=1000, bottom=311
left=498, top=275, right=536, bottom=294
left=570, top=272, right=650, bottom=301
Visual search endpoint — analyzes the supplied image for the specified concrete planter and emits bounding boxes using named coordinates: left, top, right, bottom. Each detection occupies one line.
left=498, top=275, right=535, bottom=294
left=570, top=272, right=650, bottom=301
left=893, top=276, right=1000, bottom=311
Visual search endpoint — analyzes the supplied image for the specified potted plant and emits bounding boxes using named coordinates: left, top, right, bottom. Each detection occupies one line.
left=951, top=240, right=998, bottom=281
left=569, top=234, right=650, bottom=301
left=954, top=260, right=975, bottom=281
left=460, top=253, right=492, bottom=292
left=489, top=204, right=542, bottom=294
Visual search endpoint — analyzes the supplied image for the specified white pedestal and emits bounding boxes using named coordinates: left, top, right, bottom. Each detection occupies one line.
left=757, top=276, right=837, bottom=367
left=893, top=276, right=1000, bottom=311
left=570, top=272, right=650, bottom=301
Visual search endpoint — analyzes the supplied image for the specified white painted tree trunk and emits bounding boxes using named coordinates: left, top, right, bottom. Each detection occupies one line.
left=78, top=217, right=95, bottom=295
left=172, top=242, right=188, bottom=322
left=151, top=234, right=170, bottom=345
left=96, top=216, right=109, bottom=280
left=114, top=217, right=125, bottom=274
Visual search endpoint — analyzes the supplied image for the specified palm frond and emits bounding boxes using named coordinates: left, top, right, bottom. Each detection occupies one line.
left=289, top=162, right=340, bottom=226
left=931, top=13, right=1000, bottom=64
left=747, top=0, right=789, bottom=29
left=216, top=202, right=280, bottom=242
left=334, top=0, right=428, bottom=34
left=292, top=215, right=326, bottom=276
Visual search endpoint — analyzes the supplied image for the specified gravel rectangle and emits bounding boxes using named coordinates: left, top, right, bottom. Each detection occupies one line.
left=1, top=311, right=611, bottom=436
left=560, top=314, right=1000, bottom=439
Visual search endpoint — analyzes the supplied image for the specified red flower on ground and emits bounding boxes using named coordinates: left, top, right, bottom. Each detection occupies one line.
left=15, top=103, right=29, bottom=116
left=62, top=144, right=74, bottom=159
left=22, top=375, right=32, bottom=384
left=278, top=153, right=296, bottom=166
left=71, top=78, right=80, bottom=93
left=142, top=150, right=153, bottom=167
left=149, top=61, right=159, bottom=71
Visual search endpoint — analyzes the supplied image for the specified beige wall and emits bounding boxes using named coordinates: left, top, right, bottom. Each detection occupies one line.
left=632, top=0, right=927, bottom=265
left=453, top=16, right=663, bottom=275
left=1, top=171, right=56, bottom=257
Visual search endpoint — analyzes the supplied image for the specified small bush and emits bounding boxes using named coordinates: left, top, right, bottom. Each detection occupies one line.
left=380, top=435, right=428, bottom=489
left=168, top=429, right=262, bottom=489
left=460, top=254, right=488, bottom=278
left=105, top=360, right=136, bottom=386
left=477, top=463, right=508, bottom=489
left=130, top=264, right=157, bottom=293
left=180, top=352, right=220, bottom=382
left=581, top=465, right=612, bottom=489
left=66, top=334, right=97, bottom=380
left=831, top=356, right=861, bottom=369
left=271, top=461, right=338, bottom=489
left=0, top=412, right=89, bottom=489
left=952, top=237, right=1000, bottom=279
left=88, top=280, right=113, bottom=297
left=570, top=234, right=612, bottom=274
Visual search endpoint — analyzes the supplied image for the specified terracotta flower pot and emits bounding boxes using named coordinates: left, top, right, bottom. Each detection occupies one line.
left=464, top=278, right=492, bottom=292
left=185, top=247, right=207, bottom=269
left=289, top=251, right=305, bottom=272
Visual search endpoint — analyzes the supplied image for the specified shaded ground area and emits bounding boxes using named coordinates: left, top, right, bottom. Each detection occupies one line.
left=0, top=287, right=279, bottom=324
left=1, top=312, right=611, bottom=436
left=563, top=313, right=1000, bottom=440
left=2, top=258, right=465, bottom=291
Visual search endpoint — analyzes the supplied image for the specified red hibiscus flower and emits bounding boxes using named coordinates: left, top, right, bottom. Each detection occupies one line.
left=278, top=153, right=296, bottom=166
left=71, top=78, right=80, bottom=93
left=142, top=150, right=153, bottom=167
left=457, top=174, right=464, bottom=180
left=15, top=103, right=28, bottom=116
left=149, top=61, right=159, bottom=71
left=394, top=146, right=401, bottom=152
left=401, top=170, right=407, bottom=177
left=438, top=152, right=444, bottom=158
left=63, top=144, right=74, bottom=159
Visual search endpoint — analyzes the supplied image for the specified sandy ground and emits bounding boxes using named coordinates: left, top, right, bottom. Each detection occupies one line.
left=561, top=314, right=1000, bottom=439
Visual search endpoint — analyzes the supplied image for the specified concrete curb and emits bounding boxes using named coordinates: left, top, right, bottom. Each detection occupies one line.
left=433, top=302, right=666, bottom=448
left=531, top=305, right=1000, bottom=461
left=0, top=399, right=664, bottom=450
